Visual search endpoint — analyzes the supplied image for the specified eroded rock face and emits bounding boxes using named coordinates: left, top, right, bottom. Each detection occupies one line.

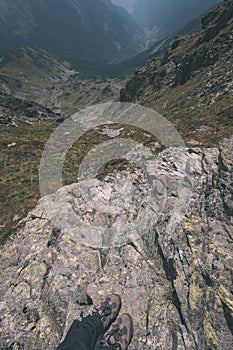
left=0, top=138, right=233, bottom=349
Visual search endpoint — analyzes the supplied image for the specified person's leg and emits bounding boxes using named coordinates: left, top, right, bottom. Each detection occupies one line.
left=56, top=315, right=104, bottom=350
left=56, top=294, right=121, bottom=350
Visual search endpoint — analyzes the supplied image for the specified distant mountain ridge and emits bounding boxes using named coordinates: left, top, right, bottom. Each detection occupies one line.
left=0, top=0, right=143, bottom=70
left=108, top=13, right=202, bottom=77
left=111, top=0, right=138, bottom=13
left=132, top=0, right=222, bottom=32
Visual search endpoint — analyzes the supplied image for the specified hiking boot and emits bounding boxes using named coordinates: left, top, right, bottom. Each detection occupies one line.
left=101, top=313, right=133, bottom=350
left=93, top=294, right=121, bottom=331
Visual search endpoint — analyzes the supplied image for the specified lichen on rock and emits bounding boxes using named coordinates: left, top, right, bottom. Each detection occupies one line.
left=0, top=138, right=233, bottom=349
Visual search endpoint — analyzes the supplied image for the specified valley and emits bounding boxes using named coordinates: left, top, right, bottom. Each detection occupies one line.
left=0, top=1, right=233, bottom=349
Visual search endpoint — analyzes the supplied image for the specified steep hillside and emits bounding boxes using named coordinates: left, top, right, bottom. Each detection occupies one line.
left=0, top=0, right=143, bottom=72
left=121, top=0, right=233, bottom=147
left=0, top=47, right=125, bottom=115
left=0, top=47, right=77, bottom=101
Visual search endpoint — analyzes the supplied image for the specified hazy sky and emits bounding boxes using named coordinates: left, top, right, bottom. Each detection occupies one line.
left=112, top=0, right=222, bottom=15
left=111, top=0, right=138, bottom=12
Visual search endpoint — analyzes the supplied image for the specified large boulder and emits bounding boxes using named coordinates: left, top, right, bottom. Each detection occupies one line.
left=0, top=138, right=233, bottom=349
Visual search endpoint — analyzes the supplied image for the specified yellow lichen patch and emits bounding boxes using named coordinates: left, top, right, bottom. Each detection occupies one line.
left=206, top=289, right=222, bottom=311
left=45, top=326, right=52, bottom=335
left=191, top=215, right=200, bottom=223
left=189, top=272, right=202, bottom=310
left=98, top=290, right=105, bottom=296
left=190, top=259, right=200, bottom=274
left=2, top=246, right=14, bottom=259
left=75, top=242, right=82, bottom=251
left=188, top=236, right=199, bottom=255
left=20, top=261, right=47, bottom=284
left=69, top=257, right=78, bottom=262
left=204, top=312, right=218, bottom=346
left=38, top=314, right=51, bottom=331
left=184, top=222, right=192, bottom=230
left=208, top=245, right=231, bottom=262
left=216, top=247, right=231, bottom=260
left=99, top=276, right=110, bottom=283
left=82, top=215, right=90, bottom=223
left=52, top=282, right=62, bottom=290
left=206, top=287, right=211, bottom=303
left=76, top=278, right=83, bottom=285
left=120, top=305, right=128, bottom=314
left=219, top=285, right=233, bottom=313
left=156, top=338, right=164, bottom=346
left=36, top=228, right=51, bottom=236
left=13, top=282, right=31, bottom=298
left=62, top=235, right=74, bottom=245
left=215, top=296, right=222, bottom=310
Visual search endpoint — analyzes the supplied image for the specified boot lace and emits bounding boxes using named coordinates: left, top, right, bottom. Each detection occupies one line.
left=101, top=324, right=124, bottom=350
left=92, top=299, right=113, bottom=320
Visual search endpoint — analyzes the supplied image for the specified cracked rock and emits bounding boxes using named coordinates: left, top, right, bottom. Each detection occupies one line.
left=0, top=138, right=233, bottom=349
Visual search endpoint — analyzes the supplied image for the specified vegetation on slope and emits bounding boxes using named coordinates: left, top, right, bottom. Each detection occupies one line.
left=121, top=0, right=233, bottom=147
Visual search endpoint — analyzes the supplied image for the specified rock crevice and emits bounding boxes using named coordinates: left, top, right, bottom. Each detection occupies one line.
left=0, top=138, right=233, bottom=349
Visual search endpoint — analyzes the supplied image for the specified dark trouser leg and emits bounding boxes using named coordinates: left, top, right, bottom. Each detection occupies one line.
left=94, top=345, right=110, bottom=350
left=56, top=315, right=104, bottom=350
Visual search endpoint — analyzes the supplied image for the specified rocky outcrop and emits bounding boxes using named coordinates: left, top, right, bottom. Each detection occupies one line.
left=0, top=137, right=232, bottom=349
left=0, top=93, right=61, bottom=125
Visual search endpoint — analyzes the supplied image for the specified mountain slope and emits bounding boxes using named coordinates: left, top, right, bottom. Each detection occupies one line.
left=109, top=14, right=202, bottom=77
left=0, top=46, right=125, bottom=116
left=121, top=0, right=233, bottom=147
left=0, top=47, right=77, bottom=96
left=0, top=0, right=143, bottom=71
left=0, top=46, right=78, bottom=116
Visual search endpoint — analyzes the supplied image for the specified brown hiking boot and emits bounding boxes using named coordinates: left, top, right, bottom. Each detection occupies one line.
left=93, top=294, right=121, bottom=331
left=101, top=313, right=133, bottom=350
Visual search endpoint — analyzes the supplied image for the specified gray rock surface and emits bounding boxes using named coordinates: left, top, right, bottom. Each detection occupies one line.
left=0, top=138, right=233, bottom=349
